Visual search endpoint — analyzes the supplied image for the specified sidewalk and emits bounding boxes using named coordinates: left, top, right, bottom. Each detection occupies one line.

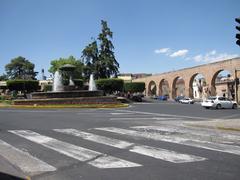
left=184, top=119, right=240, bottom=132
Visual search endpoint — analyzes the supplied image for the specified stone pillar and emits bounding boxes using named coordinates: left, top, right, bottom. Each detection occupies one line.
left=185, top=87, right=190, bottom=98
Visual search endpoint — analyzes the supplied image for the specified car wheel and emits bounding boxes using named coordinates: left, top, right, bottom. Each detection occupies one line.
left=232, top=104, right=237, bottom=109
left=216, top=104, right=221, bottom=109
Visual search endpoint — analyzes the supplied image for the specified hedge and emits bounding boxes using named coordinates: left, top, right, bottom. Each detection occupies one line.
left=73, top=79, right=84, bottom=88
left=96, top=78, right=124, bottom=94
left=7, top=80, right=39, bottom=92
left=124, top=82, right=145, bottom=93
left=43, top=84, right=53, bottom=92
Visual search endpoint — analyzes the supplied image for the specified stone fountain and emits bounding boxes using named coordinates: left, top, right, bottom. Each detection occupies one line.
left=13, top=65, right=118, bottom=106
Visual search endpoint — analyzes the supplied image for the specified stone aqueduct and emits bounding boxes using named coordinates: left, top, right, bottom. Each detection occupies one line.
left=133, top=58, right=240, bottom=101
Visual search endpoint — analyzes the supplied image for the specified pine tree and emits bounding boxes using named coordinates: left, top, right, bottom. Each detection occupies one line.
left=98, top=20, right=119, bottom=79
left=81, top=20, right=119, bottom=80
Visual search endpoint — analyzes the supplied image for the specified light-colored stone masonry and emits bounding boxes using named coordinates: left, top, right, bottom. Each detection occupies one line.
left=133, top=58, right=240, bottom=102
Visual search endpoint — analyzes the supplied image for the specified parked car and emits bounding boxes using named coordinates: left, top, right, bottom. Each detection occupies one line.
left=175, top=96, right=185, bottom=102
left=201, top=96, right=238, bottom=109
left=179, top=97, right=194, bottom=104
left=131, top=94, right=142, bottom=102
left=158, top=95, right=168, bottom=101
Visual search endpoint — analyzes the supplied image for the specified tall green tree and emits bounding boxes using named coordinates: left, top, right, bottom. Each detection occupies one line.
left=81, top=20, right=119, bottom=80
left=48, top=56, right=84, bottom=79
left=81, top=40, right=99, bottom=80
left=5, top=56, right=38, bottom=80
left=98, top=20, right=119, bottom=79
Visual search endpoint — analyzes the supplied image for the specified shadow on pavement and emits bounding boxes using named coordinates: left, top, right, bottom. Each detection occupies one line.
left=0, top=172, right=27, bottom=180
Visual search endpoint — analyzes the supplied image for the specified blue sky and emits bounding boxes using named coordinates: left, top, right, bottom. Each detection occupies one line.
left=0, top=0, right=239, bottom=79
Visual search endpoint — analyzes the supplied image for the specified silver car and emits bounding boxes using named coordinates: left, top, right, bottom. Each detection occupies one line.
left=201, top=96, right=238, bottom=109
left=179, top=97, right=194, bottom=104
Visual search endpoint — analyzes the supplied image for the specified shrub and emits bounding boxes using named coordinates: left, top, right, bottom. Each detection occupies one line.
left=124, top=82, right=145, bottom=93
left=7, top=80, right=39, bottom=93
left=43, top=84, right=53, bottom=92
left=0, top=96, right=5, bottom=101
left=96, top=78, right=124, bottom=94
left=73, top=79, right=84, bottom=88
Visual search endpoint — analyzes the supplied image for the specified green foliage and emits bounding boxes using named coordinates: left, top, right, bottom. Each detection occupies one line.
left=124, top=82, right=145, bottom=93
left=0, top=74, right=8, bottom=81
left=5, top=56, right=38, bottom=80
left=81, top=20, right=119, bottom=80
left=43, top=84, right=52, bottom=92
left=0, top=96, right=6, bottom=101
left=48, top=56, right=84, bottom=79
left=82, top=41, right=98, bottom=80
left=96, top=78, right=124, bottom=94
left=73, top=79, right=84, bottom=87
left=97, top=20, right=119, bottom=79
left=7, top=80, right=39, bottom=93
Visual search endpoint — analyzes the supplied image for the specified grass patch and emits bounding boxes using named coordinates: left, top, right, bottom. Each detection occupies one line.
left=0, top=100, right=13, bottom=106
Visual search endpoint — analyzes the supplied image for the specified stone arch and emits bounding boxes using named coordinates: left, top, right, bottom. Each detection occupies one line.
left=159, top=79, right=170, bottom=97
left=211, top=69, right=235, bottom=98
left=189, top=73, right=206, bottom=99
left=148, top=80, right=157, bottom=96
left=172, top=76, right=185, bottom=99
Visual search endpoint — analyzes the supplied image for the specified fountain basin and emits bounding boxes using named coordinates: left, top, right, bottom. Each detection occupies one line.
left=13, top=96, right=118, bottom=106
left=31, top=90, right=104, bottom=99
left=13, top=90, right=120, bottom=106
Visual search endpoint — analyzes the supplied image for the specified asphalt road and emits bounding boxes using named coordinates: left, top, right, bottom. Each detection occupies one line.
left=0, top=101, right=240, bottom=180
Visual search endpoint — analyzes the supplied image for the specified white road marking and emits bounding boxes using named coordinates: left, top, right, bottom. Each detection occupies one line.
left=54, top=129, right=206, bottom=163
left=114, top=109, right=210, bottom=120
left=130, top=145, right=206, bottom=163
left=0, top=139, right=56, bottom=175
left=110, top=112, right=136, bottom=115
left=110, top=117, right=159, bottom=121
left=95, top=127, right=240, bottom=156
left=54, top=128, right=133, bottom=149
left=110, top=117, right=180, bottom=121
left=152, top=117, right=182, bottom=120
left=88, top=155, right=141, bottom=168
left=9, top=130, right=141, bottom=169
left=132, top=125, right=240, bottom=142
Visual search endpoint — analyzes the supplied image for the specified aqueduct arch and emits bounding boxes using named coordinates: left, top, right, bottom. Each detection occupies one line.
left=133, top=58, right=240, bottom=102
left=172, top=76, right=185, bottom=99
left=159, top=79, right=170, bottom=97
left=147, top=80, right=157, bottom=96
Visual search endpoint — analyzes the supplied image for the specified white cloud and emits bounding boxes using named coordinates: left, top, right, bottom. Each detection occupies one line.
left=154, top=48, right=170, bottom=54
left=193, top=50, right=239, bottom=63
left=193, top=55, right=203, bottom=62
left=170, top=49, right=189, bottom=57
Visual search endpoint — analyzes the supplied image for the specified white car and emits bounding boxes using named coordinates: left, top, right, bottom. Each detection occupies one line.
left=201, top=96, right=238, bottom=109
left=179, top=97, right=194, bottom=104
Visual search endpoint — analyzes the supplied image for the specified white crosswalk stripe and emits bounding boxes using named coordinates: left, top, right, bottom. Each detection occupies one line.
left=130, top=145, right=206, bottom=163
left=9, top=130, right=141, bottom=169
left=95, top=127, right=240, bottom=156
left=54, top=128, right=134, bottom=149
left=3, top=125, right=239, bottom=176
left=132, top=125, right=240, bottom=142
left=54, top=128, right=206, bottom=163
left=0, top=139, right=56, bottom=175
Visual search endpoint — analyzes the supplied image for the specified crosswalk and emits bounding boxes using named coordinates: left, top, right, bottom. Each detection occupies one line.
left=1, top=125, right=240, bottom=177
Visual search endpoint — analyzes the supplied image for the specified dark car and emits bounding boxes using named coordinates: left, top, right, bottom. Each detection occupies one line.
left=158, top=95, right=168, bottom=101
left=131, top=94, right=142, bottom=102
left=174, top=96, right=185, bottom=102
